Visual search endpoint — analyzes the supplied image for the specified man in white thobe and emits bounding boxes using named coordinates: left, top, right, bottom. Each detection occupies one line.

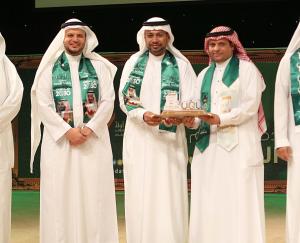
left=30, top=19, right=119, bottom=243
left=274, top=22, right=300, bottom=243
left=0, top=33, right=23, bottom=243
left=188, top=26, right=266, bottom=243
left=119, top=17, right=196, bottom=243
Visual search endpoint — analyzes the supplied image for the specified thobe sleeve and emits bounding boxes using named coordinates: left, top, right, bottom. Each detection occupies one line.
left=36, top=66, right=72, bottom=142
left=218, top=61, right=265, bottom=127
left=85, top=61, right=115, bottom=138
left=274, top=57, right=290, bottom=148
left=180, top=60, right=199, bottom=129
left=0, top=57, right=23, bottom=132
left=189, top=67, right=208, bottom=129
left=119, top=57, right=146, bottom=122
left=179, top=60, right=197, bottom=102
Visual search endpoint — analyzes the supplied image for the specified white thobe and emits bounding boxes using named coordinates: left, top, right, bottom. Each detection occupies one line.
left=119, top=52, right=196, bottom=243
left=274, top=54, right=300, bottom=243
left=36, top=53, right=118, bottom=243
left=0, top=55, right=23, bottom=243
left=189, top=59, right=266, bottom=243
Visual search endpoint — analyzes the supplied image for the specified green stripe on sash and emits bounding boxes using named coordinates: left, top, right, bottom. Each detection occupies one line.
left=290, top=48, right=300, bottom=125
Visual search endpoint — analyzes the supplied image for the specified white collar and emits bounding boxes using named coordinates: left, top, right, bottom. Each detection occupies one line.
left=216, top=56, right=232, bottom=68
left=149, top=51, right=165, bottom=61
left=65, top=52, right=82, bottom=62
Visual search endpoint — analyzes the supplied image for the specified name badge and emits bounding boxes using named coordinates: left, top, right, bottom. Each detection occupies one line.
left=220, top=95, right=232, bottom=113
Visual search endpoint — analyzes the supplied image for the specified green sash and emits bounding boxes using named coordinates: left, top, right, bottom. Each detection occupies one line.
left=52, top=52, right=99, bottom=127
left=196, top=56, right=239, bottom=152
left=122, top=50, right=180, bottom=132
left=290, top=48, right=300, bottom=125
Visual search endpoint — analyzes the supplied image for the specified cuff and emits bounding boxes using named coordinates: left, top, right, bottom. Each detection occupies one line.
left=192, top=117, right=201, bottom=129
left=219, top=113, right=234, bottom=127
left=275, top=138, right=290, bottom=150
left=136, top=108, right=147, bottom=123
left=85, top=123, right=104, bottom=138
left=53, top=123, right=72, bottom=142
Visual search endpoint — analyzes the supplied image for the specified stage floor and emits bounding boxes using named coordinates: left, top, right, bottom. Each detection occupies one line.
left=11, top=191, right=285, bottom=243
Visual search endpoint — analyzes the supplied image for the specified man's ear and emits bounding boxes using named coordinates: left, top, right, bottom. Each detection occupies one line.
left=167, top=32, right=170, bottom=40
left=229, top=41, right=235, bottom=52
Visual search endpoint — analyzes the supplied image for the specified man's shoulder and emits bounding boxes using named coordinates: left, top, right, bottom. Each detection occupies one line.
left=127, top=52, right=141, bottom=61
left=174, top=55, right=187, bottom=63
left=173, top=56, right=195, bottom=72
left=239, top=59, right=255, bottom=68
left=88, top=54, right=115, bottom=68
left=88, top=58, right=106, bottom=69
left=38, top=61, right=54, bottom=74
left=123, top=52, right=141, bottom=66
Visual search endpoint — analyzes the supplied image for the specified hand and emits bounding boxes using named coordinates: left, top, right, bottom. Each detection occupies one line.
left=80, top=126, right=93, bottom=138
left=65, top=127, right=87, bottom=146
left=143, top=111, right=162, bottom=126
left=276, top=146, right=292, bottom=161
left=199, top=113, right=220, bottom=125
left=182, top=116, right=195, bottom=128
left=162, top=117, right=182, bottom=126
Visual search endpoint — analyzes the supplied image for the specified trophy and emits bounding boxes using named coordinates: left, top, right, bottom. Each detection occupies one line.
left=160, top=91, right=211, bottom=118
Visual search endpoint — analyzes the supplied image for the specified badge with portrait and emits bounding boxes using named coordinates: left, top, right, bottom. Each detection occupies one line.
left=55, top=99, right=74, bottom=126
left=217, top=87, right=238, bottom=151
left=83, top=91, right=98, bottom=121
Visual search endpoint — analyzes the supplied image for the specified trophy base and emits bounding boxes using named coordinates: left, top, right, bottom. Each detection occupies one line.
left=160, top=109, right=212, bottom=118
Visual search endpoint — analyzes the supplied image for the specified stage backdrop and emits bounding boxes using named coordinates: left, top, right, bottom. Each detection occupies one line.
left=10, top=49, right=287, bottom=192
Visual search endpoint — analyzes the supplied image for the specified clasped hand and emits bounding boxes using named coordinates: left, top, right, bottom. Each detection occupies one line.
left=65, top=126, right=93, bottom=146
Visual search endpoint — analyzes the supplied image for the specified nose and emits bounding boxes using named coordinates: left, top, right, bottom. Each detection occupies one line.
left=212, top=44, right=220, bottom=51
left=152, top=35, right=159, bottom=43
left=71, top=35, right=81, bottom=42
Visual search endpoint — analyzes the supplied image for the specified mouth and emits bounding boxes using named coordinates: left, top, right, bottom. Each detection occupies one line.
left=151, top=44, right=161, bottom=48
left=212, top=53, right=221, bottom=58
left=70, top=45, right=79, bottom=48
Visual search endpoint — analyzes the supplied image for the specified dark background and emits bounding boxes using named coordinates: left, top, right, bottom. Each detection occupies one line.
left=0, top=0, right=298, bottom=55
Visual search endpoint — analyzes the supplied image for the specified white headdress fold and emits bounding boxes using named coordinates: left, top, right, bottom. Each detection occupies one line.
left=286, top=22, right=300, bottom=54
